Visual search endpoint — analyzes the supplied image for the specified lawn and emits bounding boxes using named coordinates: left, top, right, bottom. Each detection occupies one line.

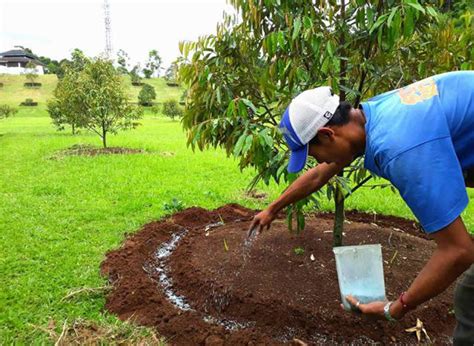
left=0, top=75, right=472, bottom=343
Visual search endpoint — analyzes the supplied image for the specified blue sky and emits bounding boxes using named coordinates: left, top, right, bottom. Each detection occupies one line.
left=0, top=0, right=233, bottom=68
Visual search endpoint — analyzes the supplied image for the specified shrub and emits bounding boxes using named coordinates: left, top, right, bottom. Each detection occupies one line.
left=150, top=104, right=160, bottom=116
left=163, top=198, right=185, bottom=214
left=20, top=98, right=38, bottom=106
left=0, top=104, right=18, bottom=118
left=138, top=84, right=156, bottom=106
left=162, top=99, right=183, bottom=120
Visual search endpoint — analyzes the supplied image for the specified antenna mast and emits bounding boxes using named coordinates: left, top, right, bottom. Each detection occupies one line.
left=103, top=0, right=113, bottom=59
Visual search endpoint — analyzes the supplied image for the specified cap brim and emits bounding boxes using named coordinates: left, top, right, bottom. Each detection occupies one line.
left=287, top=144, right=308, bottom=173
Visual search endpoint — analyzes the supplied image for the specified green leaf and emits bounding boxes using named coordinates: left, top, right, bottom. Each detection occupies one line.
left=293, top=246, right=305, bottom=255
left=303, top=16, right=312, bottom=30
left=297, top=211, right=305, bottom=233
left=292, top=17, right=302, bottom=40
left=370, top=14, right=388, bottom=34
left=387, top=7, right=398, bottom=28
left=406, top=1, right=425, bottom=14
left=426, top=6, right=438, bottom=18
left=233, top=133, right=247, bottom=156
left=326, top=41, right=334, bottom=57
left=403, top=8, right=415, bottom=36
left=259, top=129, right=273, bottom=147
left=238, top=99, right=248, bottom=117
left=216, top=88, right=221, bottom=104
left=241, top=98, right=258, bottom=113
left=242, top=135, right=253, bottom=154
left=326, top=185, right=333, bottom=201
left=366, top=7, right=375, bottom=27
left=226, top=100, right=235, bottom=116
left=277, top=163, right=287, bottom=180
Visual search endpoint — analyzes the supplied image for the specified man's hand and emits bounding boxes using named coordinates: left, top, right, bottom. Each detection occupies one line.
left=344, top=295, right=405, bottom=320
left=248, top=163, right=345, bottom=236
left=250, top=208, right=277, bottom=234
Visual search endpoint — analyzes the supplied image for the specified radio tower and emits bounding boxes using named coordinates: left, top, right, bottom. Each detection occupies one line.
left=103, top=0, right=113, bottom=59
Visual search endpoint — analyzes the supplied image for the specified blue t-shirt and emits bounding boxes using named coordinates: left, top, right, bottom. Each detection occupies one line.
left=361, top=71, right=474, bottom=233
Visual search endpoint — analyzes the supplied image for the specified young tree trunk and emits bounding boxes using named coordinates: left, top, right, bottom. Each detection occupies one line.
left=333, top=184, right=345, bottom=247
left=71, top=123, right=76, bottom=135
left=102, top=127, right=107, bottom=148
left=333, top=0, right=346, bottom=248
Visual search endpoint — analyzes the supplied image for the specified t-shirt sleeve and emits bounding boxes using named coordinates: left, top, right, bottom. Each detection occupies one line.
left=383, top=137, right=469, bottom=233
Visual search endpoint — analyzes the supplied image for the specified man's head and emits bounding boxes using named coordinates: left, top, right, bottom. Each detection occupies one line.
left=279, top=87, right=365, bottom=172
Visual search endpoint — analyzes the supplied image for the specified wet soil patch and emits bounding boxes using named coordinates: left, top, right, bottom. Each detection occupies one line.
left=101, top=205, right=457, bottom=345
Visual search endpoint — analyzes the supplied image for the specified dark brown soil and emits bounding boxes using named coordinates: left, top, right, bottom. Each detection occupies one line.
left=101, top=205, right=457, bottom=345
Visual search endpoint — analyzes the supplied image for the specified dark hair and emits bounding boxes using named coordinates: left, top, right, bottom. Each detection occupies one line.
left=309, top=101, right=352, bottom=144
left=327, top=101, right=352, bottom=126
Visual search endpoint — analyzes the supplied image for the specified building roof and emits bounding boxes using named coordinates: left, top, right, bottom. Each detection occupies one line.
left=0, top=50, right=45, bottom=66
left=0, top=49, right=37, bottom=60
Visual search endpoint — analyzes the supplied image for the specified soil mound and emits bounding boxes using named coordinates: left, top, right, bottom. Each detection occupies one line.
left=48, top=144, right=146, bottom=159
left=101, top=205, right=456, bottom=345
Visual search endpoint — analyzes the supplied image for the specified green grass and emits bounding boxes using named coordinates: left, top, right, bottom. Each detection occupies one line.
left=0, top=73, right=183, bottom=109
left=0, top=75, right=473, bottom=343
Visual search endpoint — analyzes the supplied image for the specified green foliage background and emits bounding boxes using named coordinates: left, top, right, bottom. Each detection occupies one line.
left=178, top=0, right=473, bottom=238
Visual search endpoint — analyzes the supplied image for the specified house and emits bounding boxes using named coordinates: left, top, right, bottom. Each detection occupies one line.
left=0, top=48, right=45, bottom=75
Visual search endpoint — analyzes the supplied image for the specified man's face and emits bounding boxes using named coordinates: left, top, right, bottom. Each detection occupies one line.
left=308, top=127, right=354, bottom=165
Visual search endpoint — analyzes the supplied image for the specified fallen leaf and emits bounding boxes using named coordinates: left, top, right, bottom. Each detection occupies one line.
left=405, top=318, right=431, bottom=343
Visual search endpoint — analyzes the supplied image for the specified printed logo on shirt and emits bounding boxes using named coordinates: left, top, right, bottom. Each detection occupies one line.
left=398, top=77, right=439, bottom=105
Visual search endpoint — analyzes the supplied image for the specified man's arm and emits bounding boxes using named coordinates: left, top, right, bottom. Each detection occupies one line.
left=351, top=216, right=474, bottom=319
left=348, top=138, right=473, bottom=318
left=390, top=217, right=474, bottom=317
left=251, top=161, right=347, bottom=231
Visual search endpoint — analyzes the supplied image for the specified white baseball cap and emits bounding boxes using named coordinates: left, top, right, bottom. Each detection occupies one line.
left=279, top=86, right=340, bottom=173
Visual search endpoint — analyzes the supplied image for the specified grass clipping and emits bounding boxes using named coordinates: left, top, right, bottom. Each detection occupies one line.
left=32, top=318, right=165, bottom=345
left=30, top=286, right=166, bottom=344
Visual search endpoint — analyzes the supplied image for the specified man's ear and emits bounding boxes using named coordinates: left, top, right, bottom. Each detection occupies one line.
left=316, top=127, right=335, bottom=144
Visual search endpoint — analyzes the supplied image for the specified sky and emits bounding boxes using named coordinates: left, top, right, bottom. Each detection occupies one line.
left=0, top=0, right=234, bottom=69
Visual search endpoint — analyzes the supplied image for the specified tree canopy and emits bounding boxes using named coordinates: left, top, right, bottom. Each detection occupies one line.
left=178, top=0, right=472, bottom=243
left=48, top=58, right=143, bottom=147
left=143, top=50, right=162, bottom=78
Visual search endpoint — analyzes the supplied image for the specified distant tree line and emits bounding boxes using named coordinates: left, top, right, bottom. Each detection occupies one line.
left=22, top=47, right=179, bottom=85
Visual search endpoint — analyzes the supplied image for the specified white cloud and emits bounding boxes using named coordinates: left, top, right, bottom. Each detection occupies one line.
left=0, top=0, right=234, bottom=68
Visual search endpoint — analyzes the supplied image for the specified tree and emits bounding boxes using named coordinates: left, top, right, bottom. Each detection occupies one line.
left=162, top=99, right=183, bottom=120
left=45, top=60, right=61, bottom=75
left=70, top=48, right=89, bottom=72
left=24, top=61, right=38, bottom=85
left=130, top=63, right=143, bottom=85
left=0, top=105, right=17, bottom=119
left=47, top=65, right=83, bottom=134
left=138, top=83, right=156, bottom=106
left=54, top=49, right=90, bottom=79
left=179, top=0, right=444, bottom=246
left=48, top=58, right=143, bottom=147
left=143, top=50, right=162, bottom=78
left=15, top=45, right=33, bottom=54
left=165, top=62, right=178, bottom=82
left=116, top=49, right=130, bottom=74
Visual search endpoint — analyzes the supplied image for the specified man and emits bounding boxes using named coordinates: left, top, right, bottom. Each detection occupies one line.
left=251, top=71, right=474, bottom=344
